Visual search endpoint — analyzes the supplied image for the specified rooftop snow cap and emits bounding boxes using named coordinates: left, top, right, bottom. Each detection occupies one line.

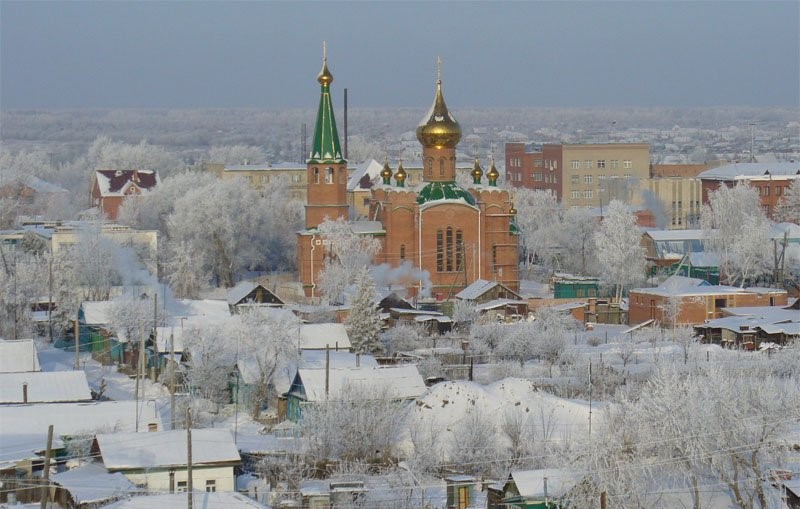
left=416, top=57, right=462, bottom=149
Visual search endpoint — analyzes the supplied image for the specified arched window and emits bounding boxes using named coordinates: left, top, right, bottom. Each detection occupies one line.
left=325, top=167, right=334, bottom=184
left=400, top=244, right=406, bottom=260
left=492, top=244, right=498, bottom=273
left=436, top=230, right=443, bottom=272
left=427, top=158, right=433, bottom=177
left=313, top=167, right=320, bottom=184
left=439, top=159, right=445, bottom=176
left=445, top=227, right=453, bottom=271
left=455, top=230, right=463, bottom=269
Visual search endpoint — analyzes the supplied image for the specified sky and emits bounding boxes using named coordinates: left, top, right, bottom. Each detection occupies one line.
left=1, top=1, right=798, bottom=110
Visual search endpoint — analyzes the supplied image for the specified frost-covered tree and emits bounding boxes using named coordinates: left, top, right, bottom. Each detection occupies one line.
left=557, top=206, right=599, bottom=275
left=512, top=188, right=562, bottom=272
left=182, top=322, right=235, bottom=406
left=0, top=250, right=49, bottom=339
left=448, top=408, right=498, bottom=477
left=774, top=179, right=800, bottom=223
left=207, top=145, right=266, bottom=165
left=57, top=225, right=123, bottom=301
left=109, top=293, right=157, bottom=346
left=345, top=268, right=383, bottom=356
left=88, top=136, right=181, bottom=175
left=381, top=323, right=424, bottom=355
left=316, top=217, right=381, bottom=304
left=451, top=299, right=477, bottom=332
left=594, top=200, right=646, bottom=300
left=235, top=308, right=299, bottom=418
left=701, top=183, right=771, bottom=286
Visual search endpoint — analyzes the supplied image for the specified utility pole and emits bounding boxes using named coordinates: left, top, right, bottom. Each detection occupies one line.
left=600, top=491, right=607, bottom=509
left=170, top=331, right=176, bottom=430
left=74, top=305, right=80, bottom=370
left=152, top=294, right=158, bottom=381
left=40, top=424, right=54, bottom=509
left=186, top=408, right=193, bottom=509
left=588, top=361, right=593, bottom=435
left=48, top=257, right=53, bottom=343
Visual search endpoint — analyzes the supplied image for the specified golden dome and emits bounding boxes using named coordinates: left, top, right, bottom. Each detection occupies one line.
left=487, top=157, right=500, bottom=185
left=380, top=159, right=393, bottom=184
left=317, top=58, right=333, bottom=86
left=395, top=159, right=407, bottom=187
left=509, top=200, right=517, bottom=215
left=416, top=59, right=461, bottom=149
left=471, top=157, right=483, bottom=184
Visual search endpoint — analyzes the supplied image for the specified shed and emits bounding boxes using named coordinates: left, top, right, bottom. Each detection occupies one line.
left=0, top=339, right=41, bottom=373
left=456, top=279, right=522, bottom=303
left=500, top=469, right=578, bottom=509
left=0, top=370, right=92, bottom=404
left=227, top=281, right=285, bottom=313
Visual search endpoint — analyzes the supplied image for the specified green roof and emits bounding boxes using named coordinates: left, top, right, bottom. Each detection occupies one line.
left=308, top=82, right=344, bottom=164
left=416, top=182, right=476, bottom=206
left=510, top=219, right=520, bottom=235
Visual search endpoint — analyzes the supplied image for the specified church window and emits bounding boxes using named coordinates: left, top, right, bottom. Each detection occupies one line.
left=439, top=159, right=445, bottom=176
left=325, top=167, right=334, bottom=184
left=436, top=230, right=444, bottom=271
left=313, top=167, right=320, bottom=184
left=492, top=244, right=498, bottom=273
left=400, top=244, right=406, bottom=260
left=427, top=158, right=433, bottom=177
left=455, top=230, right=463, bottom=269
left=445, top=227, right=454, bottom=271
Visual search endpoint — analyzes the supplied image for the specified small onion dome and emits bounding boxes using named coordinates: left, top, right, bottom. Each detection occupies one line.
left=380, top=159, right=393, bottom=185
left=471, top=157, right=483, bottom=184
left=487, top=157, right=500, bottom=186
left=509, top=200, right=517, bottom=215
left=317, top=57, right=333, bottom=86
left=395, top=159, right=407, bottom=187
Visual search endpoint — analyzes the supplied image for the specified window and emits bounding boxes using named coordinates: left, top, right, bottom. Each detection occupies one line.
left=456, top=230, right=463, bottom=269
left=206, top=480, right=216, bottom=493
left=776, top=186, right=782, bottom=196
left=313, top=167, right=320, bottom=184
left=572, top=160, right=580, bottom=169
left=292, top=174, right=302, bottom=183
left=400, top=244, right=406, bottom=260
left=571, top=190, right=581, bottom=199
left=610, top=160, right=619, bottom=169
left=362, top=197, right=370, bottom=206
left=762, top=186, right=770, bottom=196
left=325, top=167, right=334, bottom=184
left=534, top=159, right=543, bottom=168
left=584, top=190, right=593, bottom=199
left=533, top=173, right=543, bottom=181
left=584, top=175, right=593, bottom=184
left=552, top=160, right=558, bottom=170
left=623, top=160, right=632, bottom=169
left=492, top=244, right=498, bottom=273
left=571, top=174, right=580, bottom=185
left=597, top=160, right=606, bottom=169
left=177, top=481, right=188, bottom=493
left=436, top=230, right=443, bottom=271
left=584, top=160, right=592, bottom=169
left=427, top=158, right=433, bottom=176
left=439, top=159, right=445, bottom=176
left=446, top=227, right=453, bottom=271
left=598, top=174, right=606, bottom=181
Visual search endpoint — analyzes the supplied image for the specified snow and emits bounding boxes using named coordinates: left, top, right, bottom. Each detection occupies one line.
left=456, top=279, right=498, bottom=300
left=96, top=428, right=240, bottom=470
left=296, top=364, right=426, bottom=402
left=0, top=370, right=91, bottom=403
left=154, top=326, right=184, bottom=352
left=51, top=462, right=136, bottom=504
left=509, top=468, right=577, bottom=499
left=227, top=280, right=261, bottom=305
left=297, top=350, right=378, bottom=369
left=475, top=298, right=527, bottom=312
left=81, top=301, right=115, bottom=326
left=298, top=323, right=351, bottom=350
left=0, top=339, right=41, bottom=372
left=100, top=492, right=270, bottom=509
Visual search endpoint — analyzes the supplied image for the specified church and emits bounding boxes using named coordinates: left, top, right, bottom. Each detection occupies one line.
left=297, top=53, right=519, bottom=300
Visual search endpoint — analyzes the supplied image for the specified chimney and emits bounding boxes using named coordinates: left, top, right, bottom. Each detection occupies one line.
left=23, top=382, right=28, bottom=403
left=356, top=353, right=360, bottom=367
left=543, top=477, right=548, bottom=500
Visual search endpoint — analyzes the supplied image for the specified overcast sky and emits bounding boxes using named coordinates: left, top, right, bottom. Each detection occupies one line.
left=1, top=1, right=798, bottom=110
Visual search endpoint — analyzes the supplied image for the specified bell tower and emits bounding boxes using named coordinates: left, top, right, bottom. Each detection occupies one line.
left=305, top=43, right=348, bottom=228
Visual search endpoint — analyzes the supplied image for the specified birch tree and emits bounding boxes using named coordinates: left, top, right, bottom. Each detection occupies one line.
left=513, top=188, right=562, bottom=272
left=774, top=179, right=800, bottom=223
left=316, top=217, right=381, bottom=304
left=182, top=322, right=235, bottom=406
left=594, top=200, right=646, bottom=300
left=701, top=184, right=771, bottom=286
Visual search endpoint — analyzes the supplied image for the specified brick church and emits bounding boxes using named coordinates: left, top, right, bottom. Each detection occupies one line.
left=297, top=53, right=519, bottom=300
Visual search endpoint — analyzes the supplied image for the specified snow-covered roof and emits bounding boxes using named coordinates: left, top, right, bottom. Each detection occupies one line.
left=94, top=170, right=160, bottom=196
left=347, top=159, right=383, bottom=190
left=298, top=323, right=351, bottom=350
left=97, top=429, right=240, bottom=470
left=298, top=350, right=378, bottom=369
left=770, top=222, right=800, bottom=241
left=167, top=299, right=232, bottom=327
left=644, top=228, right=705, bottom=242
left=154, top=326, right=184, bottom=353
left=509, top=469, right=577, bottom=499
left=0, top=433, right=65, bottom=467
left=0, top=339, right=41, bottom=373
left=296, top=364, right=426, bottom=402
left=52, top=463, right=136, bottom=504
left=475, top=298, right=527, bottom=312
left=721, top=305, right=799, bottom=322
left=350, top=220, right=385, bottom=234
left=235, top=432, right=303, bottom=455
left=0, top=370, right=92, bottom=403
left=697, top=162, right=800, bottom=181
left=225, top=162, right=304, bottom=172
left=659, top=275, right=710, bottom=290
left=101, top=492, right=270, bottom=509
left=81, top=301, right=115, bottom=326
left=390, top=308, right=443, bottom=316
left=414, top=315, right=453, bottom=323
left=0, top=400, right=163, bottom=437
left=227, top=280, right=260, bottom=305
left=456, top=279, right=498, bottom=300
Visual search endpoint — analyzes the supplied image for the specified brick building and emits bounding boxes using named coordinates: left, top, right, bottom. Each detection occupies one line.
left=297, top=55, right=519, bottom=299
left=90, top=170, right=160, bottom=220
left=207, top=162, right=307, bottom=201
left=697, top=162, right=800, bottom=219
left=505, top=142, right=649, bottom=208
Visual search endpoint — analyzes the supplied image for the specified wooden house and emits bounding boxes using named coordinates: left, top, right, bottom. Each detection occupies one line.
left=227, top=280, right=285, bottom=314
left=456, top=279, right=522, bottom=304
left=490, top=469, right=577, bottom=509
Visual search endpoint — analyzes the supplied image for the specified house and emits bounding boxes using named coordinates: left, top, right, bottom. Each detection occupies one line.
left=550, top=274, right=604, bottom=299
left=0, top=400, right=162, bottom=478
left=227, top=280, right=285, bottom=313
left=0, top=339, right=41, bottom=373
left=99, top=492, right=271, bottom=509
left=0, top=370, right=92, bottom=404
left=490, top=469, right=578, bottom=509
left=641, top=229, right=719, bottom=282
left=0, top=176, right=69, bottom=220
left=628, top=277, right=788, bottom=326
left=694, top=301, right=800, bottom=348
left=50, top=222, right=159, bottom=276
left=298, top=323, right=352, bottom=351
left=456, top=279, right=522, bottom=304
left=286, top=364, right=426, bottom=421
left=51, top=462, right=136, bottom=508
left=94, top=428, right=241, bottom=493
left=91, top=170, right=160, bottom=220
left=697, top=162, right=800, bottom=219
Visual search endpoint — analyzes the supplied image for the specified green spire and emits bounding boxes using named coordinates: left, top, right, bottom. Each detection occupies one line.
left=308, top=45, right=344, bottom=165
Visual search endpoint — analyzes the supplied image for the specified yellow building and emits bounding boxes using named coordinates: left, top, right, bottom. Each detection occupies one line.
left=51, top=223, right=159, bottom=275
left=207, top=162, right=307, bottom=201
left=556, top=143, right=650, bottom=208
left=646, top=177, right=704, bottom=229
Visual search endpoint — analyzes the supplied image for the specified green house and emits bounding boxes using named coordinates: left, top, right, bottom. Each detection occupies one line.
left=494, top=469, right=576, bottom=509
left=552, top=274, right=604, bottom=299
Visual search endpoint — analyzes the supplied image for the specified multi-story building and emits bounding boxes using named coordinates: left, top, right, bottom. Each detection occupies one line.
left=505, top=142, right=650, bottom=208
left=697, top=162, right=800, bottom=219
left=646, top=177, right=704, bottom=229
left=207, top=162, right=307, bottom=201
